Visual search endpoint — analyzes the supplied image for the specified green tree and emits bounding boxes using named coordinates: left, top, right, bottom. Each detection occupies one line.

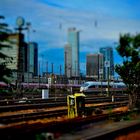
left=116, top=33, right=140, bottom=109
left=0, top=16, right=12, bottom=83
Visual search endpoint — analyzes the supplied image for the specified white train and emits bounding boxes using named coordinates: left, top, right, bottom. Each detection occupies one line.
left=80, top=81, right=126, bottom=93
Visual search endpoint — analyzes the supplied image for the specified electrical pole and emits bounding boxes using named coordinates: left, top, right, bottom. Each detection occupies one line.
left=105, top=60, right=110, bottom=96
left=46, top=61, right=48, bottom=74
left=60, top=65, right=62, bottom=84
left=51, top=63, right=54, bottom=74
left=75, top=60, right=77, bottom=84
left=26, top=22, right=31, bottom=87
left=60, top=65, right=62, bottom=76
left=46, top=61, right=48, bottom=83
left=107, top=66, right=110, bottom=96
left=41, top=54, right=44, bottom=83
left=38, top=61, right=40, bottom=88
left=15, top=17, right=25, bottom=91
left=98, top=54, right=100, bottom=81
left=64, top=51, right=67, bottom=77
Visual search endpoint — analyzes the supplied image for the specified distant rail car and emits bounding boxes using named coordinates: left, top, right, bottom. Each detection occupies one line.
left=0, top=82, right=15, bottom=93
left=0, top=81, right=81, bottom=91
left=20, top=83, right=80, bottom=89
left=0, top=82, right=80, bottom=89
left=0, top=82, right=7, bottom=87
left=0, top=82, right=7, bottom=91
left=80, top=81, right=126, bottom=93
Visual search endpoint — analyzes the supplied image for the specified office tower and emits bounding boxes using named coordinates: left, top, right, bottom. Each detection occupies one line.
left=1, top=33, right=26, bottom=81
left=4, top=33, right=26, bottom=72
left=27, top=42, right=38, bottom=76
left=3, top=33, right=25, bottom=71
left=66, top=27, right=80, bottom=77
left=64, top=43, right=72, bottom=78
left=100, top=47, right=114, bottom=80
left=86, top=54, right=103, bottom=80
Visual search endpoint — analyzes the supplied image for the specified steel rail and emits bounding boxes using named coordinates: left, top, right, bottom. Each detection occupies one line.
left=0, top=101, right=128, bottom=124
left=0, top=110, right=134, bottom=140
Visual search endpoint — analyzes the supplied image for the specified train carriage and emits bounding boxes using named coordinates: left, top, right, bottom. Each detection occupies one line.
left=80, top=81, right=126, bottom=93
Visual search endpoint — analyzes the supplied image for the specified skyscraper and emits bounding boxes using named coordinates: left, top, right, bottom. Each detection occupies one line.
left=100, top=47, right=114, bottom=80
left=64, top=43, right=72, bottom=78
left=27, top=42, right=38, bottom=76
left=65, top=27, right=80, bottom=77
left=86, top=54, right=103, bottom=80
left=4, top=33, right=25, bottom=71
left=1, top=33, right=26, bottom=82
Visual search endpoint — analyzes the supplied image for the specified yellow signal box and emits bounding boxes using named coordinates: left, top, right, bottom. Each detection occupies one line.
left=67, top=93, right=86, bottom=118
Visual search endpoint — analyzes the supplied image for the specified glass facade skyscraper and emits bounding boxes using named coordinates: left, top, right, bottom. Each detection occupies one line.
left=27, top=42, right=38, bottom=76
left=86, top=54, right=103, bottom=80
left=1, top=33, right=27, bottom=82
left=64, top=43, right=72, bottom=78
left=66, top=27, right=80, bottom=77
left=1, top=33, right=25, bottom=72
left=100, top=47, right=114, bottom=80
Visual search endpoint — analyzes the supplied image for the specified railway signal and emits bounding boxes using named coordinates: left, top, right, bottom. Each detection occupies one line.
left=67, top=93, right=86, bottom=118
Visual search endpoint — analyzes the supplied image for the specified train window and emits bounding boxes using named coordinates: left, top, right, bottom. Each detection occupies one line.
left=117, top=85, right=125, bottom=88
left=89, top=85, right=96, bottom=88
left=102, top=85, right=108, bottom=88
left=100, top=85, right=112, bottom=88
left=82, top=83, right=89, bottom=87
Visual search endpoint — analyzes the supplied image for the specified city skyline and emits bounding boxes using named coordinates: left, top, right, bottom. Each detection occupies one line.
left=1, top=0, right=140, bottom=75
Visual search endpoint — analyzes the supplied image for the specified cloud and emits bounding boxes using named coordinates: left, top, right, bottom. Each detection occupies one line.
left=80, top=39, right=115, bottom=53
left=39, top=0, right=65, bottom=9
left=1, top=0, right=140, bottom=74
left=1, top=0, right=140, bottom=47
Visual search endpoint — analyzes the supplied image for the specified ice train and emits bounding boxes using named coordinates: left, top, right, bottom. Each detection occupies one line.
left=80, top=81, right=126, bottom=93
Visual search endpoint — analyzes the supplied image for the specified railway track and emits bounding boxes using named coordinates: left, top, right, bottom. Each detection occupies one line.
left=0, top=101, right=128, bottom=124
left=0, top=93, right=128, bottom=105
left=0, top=108, right=136, bottom=140
left=0, top=101, right=66, bottom=112
left=58, top=117, right=140, bottom=140
left=0, top=92, right=138, bottom=140
left=0, top=93, right=131, bottom=140
left=0, top=95, right=128, bottom=112
left=0, top=109, right=67, bottom=124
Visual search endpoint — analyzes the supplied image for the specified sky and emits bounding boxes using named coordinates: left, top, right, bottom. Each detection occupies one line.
left=1, top=0, right=140, bottom=75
